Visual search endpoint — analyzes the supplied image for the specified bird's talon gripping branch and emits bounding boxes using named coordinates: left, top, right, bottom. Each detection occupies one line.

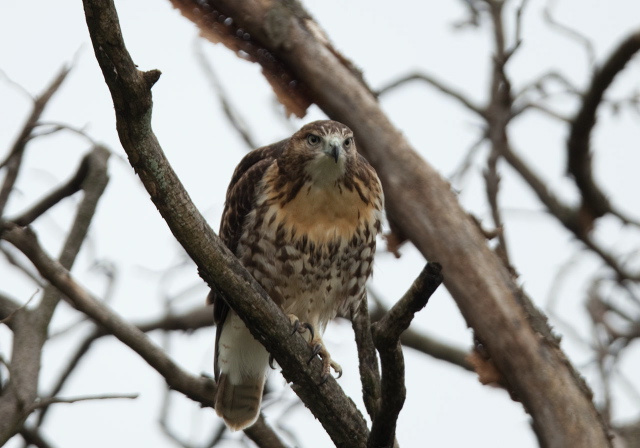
left=306, top=336, right=343, bottom=381
left=308, top=343, right=323, bottom=363
left=288, top=314, right=315, bottom=340
left=268, top=354, right=276, bottom=370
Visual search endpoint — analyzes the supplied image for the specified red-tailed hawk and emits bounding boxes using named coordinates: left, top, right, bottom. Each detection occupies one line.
left=211, top=120, right=383, bottom=431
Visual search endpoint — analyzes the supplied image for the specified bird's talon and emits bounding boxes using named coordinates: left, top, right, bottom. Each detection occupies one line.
left=287, top=315, right=314, bottom=340
left=308, top=343, right=322, bottom=364
left=269, top=354, right=276, bottom=370
left=301, top=323, right=315, bottom=340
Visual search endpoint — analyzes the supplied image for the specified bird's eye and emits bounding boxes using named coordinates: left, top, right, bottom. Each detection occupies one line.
left=307, top=134, right=320, bottom=145
left=344, top=137, right=353, bottom=148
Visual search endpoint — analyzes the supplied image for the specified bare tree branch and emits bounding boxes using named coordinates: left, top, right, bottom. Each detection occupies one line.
left=543, top=0, right=596, bottom=66
left=369, top=263, right=442, bottom=448
left=27, top=393, right=138, bottom=412
left=567, top=30, right=640, bottom=226
left=11, top=147, right=106, bottom=227
left=194, top=40, right=257, bottom=150
left=0, top=65, right=70, bottom=217
left=351, top=296, right=381, bottom=422
left=368, top=292, right=473, bottom=372
left=376, top=71, right=486, bottom=118
left=0, top=293, right=21, bottom=326
left=19, top=426, right=56, bottom=448
left=0, top=144, right=109, bottom=445
left=3, top=225, right=216, bottom=404
left=0, top=290, right=38, bottom=328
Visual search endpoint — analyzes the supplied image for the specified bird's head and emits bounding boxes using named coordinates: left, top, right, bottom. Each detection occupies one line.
left=282, top=120, right=356, bottom=186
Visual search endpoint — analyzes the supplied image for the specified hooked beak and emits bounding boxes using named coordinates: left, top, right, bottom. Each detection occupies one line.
left=329, top=143, right=340, bottom=163
left=324, top=137, right=341, bottom=163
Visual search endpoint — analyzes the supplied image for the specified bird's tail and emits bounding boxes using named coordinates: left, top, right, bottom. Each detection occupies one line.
left=215, top=312, right=269, bottom=431
left=215, top=372, right=266, bottom=431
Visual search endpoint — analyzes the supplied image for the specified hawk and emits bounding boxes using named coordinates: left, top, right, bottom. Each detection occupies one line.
left=211, top=120, right=383, bottom=431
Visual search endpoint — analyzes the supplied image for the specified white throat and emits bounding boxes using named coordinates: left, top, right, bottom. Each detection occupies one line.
left=305, top=153, right=346, bottom=187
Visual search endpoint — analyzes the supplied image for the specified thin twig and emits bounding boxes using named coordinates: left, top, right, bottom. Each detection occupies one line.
left=194, top=39, right=257, bottom=150
left=28, top=122, right=95, bottom=144
left=0, top=289, right=39, bottom=327
left=11, top=147, right=96, bottom=226
left=376, top=72, right=486, bottom=118
left=543, top=0, right=596, bottom=67
left=28, top=393, right=139, bottom=412
left=0, top=65, right=71, bottom=216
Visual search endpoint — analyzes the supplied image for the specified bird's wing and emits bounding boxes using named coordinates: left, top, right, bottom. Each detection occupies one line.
left=212, top=140, right=286, bottom=379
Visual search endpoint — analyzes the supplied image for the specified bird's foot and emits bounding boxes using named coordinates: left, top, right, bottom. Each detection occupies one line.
left=271, top=315, right=316, bottom=370
left=308, top=336, right=343, bottom=383
left=287, top=315, right=342, bottom=382
left=287, top=314, right=315, bottom=340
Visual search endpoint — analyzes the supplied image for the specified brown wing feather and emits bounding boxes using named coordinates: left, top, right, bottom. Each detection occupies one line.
left=211, top=140, right=286, bottom=379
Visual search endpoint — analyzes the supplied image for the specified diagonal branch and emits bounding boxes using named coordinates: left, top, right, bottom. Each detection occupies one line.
left=194, top=40, right=257, bottom=150
left=36, top=305, right=214, bottom=428
left=3, top=224, right=214, bottom=400
left=81, top=0, right=369, bottom=445
left=11, top=147, right=103, bottom=227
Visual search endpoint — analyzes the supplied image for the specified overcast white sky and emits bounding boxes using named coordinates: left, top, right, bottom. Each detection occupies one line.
left=1, top=0, right=640, bottom=447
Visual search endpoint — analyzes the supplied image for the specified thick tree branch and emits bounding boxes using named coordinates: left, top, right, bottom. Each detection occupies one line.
left=81, top=0, right=368, bottom=445
left=170, top=1, right=612, bottom=446
left=369, top=263, right=442, bottom=448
